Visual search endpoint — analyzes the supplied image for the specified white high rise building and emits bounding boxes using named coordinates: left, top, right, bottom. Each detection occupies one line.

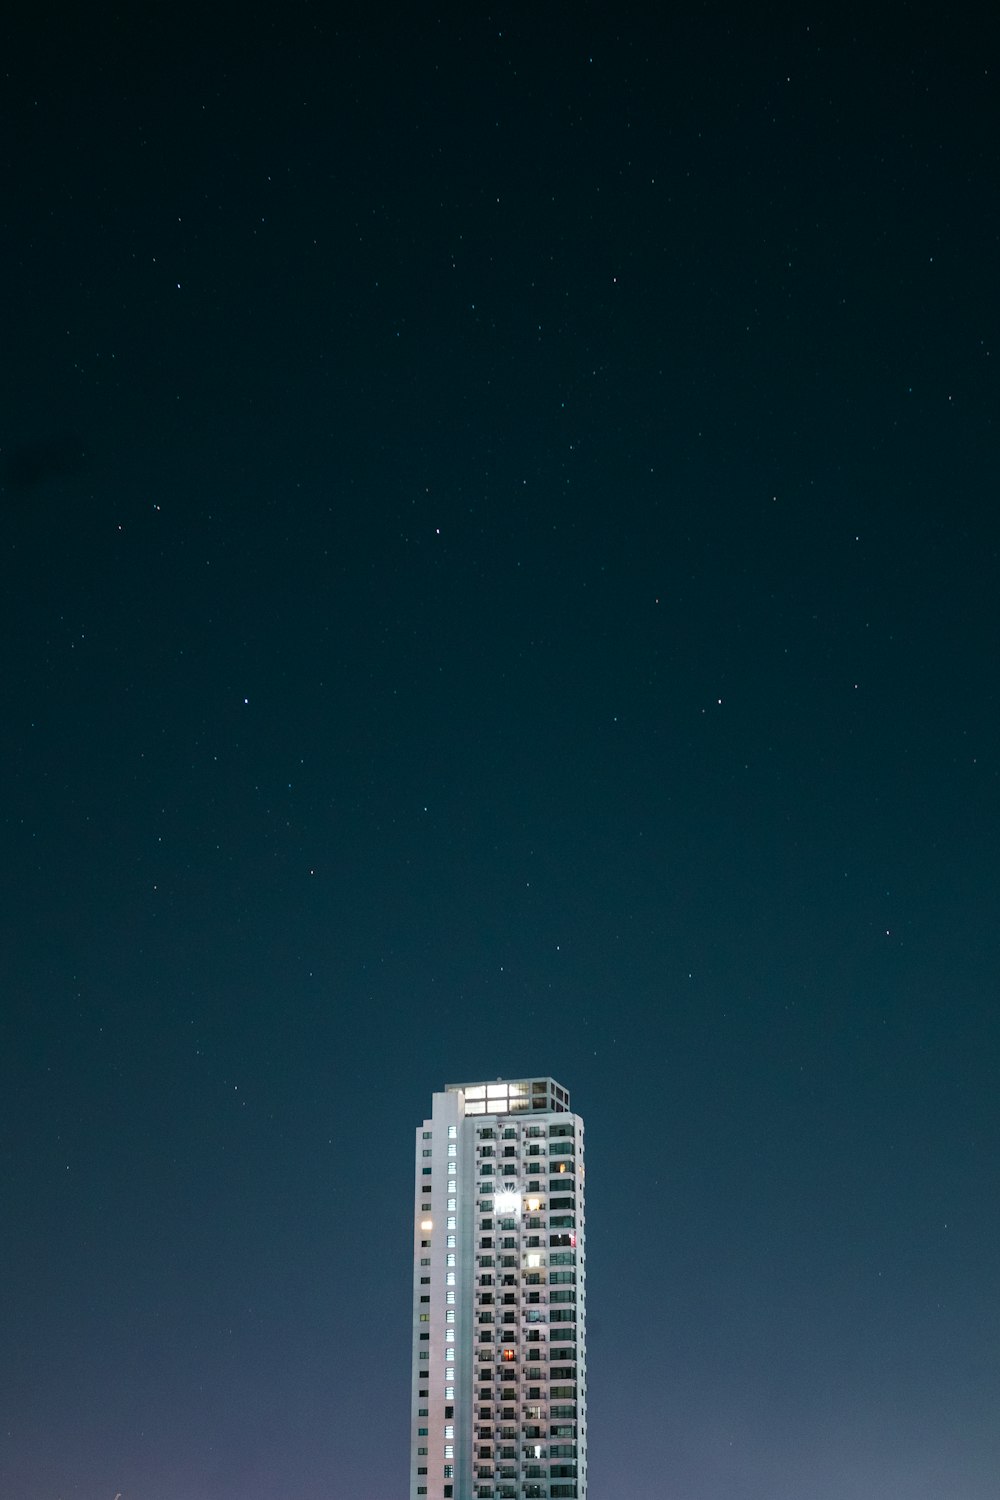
left=409, top=1078, right=587, bottom=1500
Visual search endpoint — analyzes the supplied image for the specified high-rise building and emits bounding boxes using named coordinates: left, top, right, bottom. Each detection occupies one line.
left=409, top=1078, right=587, bottom=1500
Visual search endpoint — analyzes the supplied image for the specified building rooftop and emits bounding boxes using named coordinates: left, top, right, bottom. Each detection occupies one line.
left=444, top=1076, right=571, bottom=1115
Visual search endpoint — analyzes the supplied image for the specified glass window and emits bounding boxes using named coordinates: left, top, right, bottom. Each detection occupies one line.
left=448, top=1125, right=458, bottom=1137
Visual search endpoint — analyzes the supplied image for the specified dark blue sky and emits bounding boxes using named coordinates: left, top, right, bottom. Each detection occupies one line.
left=2, top=5, right=998, bottom=1497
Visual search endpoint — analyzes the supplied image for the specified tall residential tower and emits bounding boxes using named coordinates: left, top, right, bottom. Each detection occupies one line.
left=409, top=1078, right=587, bottom=1500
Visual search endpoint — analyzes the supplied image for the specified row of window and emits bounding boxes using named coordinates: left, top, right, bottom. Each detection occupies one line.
left=476, top=1123, right=575, bottom=1140
left=477, top=1162, right=575, bottom=1177
left=415, top=1125, right=460, bottom=1495
left=476, top=1386, right=577, bottom=1405
left=480, top=1308, right=576, bottom=1325
left=474, top=1463, right=578, bottom=1476
left=476, top=1428, right=578, bottom=1440
left=479, top=1398, right=575, bottom=1422
left=477, top=1229, right=575, bottom=1251
left=470, top=1485, right=578, bottom=1498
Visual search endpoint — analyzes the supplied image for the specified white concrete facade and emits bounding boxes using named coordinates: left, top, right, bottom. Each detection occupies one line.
left=410, top=1078, right=586, bottom=1500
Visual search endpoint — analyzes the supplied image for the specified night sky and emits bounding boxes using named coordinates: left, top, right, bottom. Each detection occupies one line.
left=2, top=5, right=998, bottom=1498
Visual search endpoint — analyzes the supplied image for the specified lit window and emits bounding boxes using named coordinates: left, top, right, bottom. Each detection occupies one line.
left=448, top=1198, right=457, bottom=1211
left=445, top=1385, right=455, bottom=1399
left=448, top=1125, right=458, bottom=1136
left=447, top=1254, right=456, bottom=1267
left=447, top=1216, right=456, bottom=1229
left=448, top=1143, right=457, bottom=1157
left=466, top=1087, right=485, bottom=1100
left=420, top=1219, right=433, bottom=1231
left=446, top=1329, right=455, bottom=1341
left=447, top=1289, right=455, bottom=1303
left=444, top=1444, right=455, bottom=1458
left=419, top=1313, right=429, bottom=1322
left=445, top=1348, right=454, bottom=1363
left=444, top=1424, right=454, bottom=1438
left=448, top=1162, right=456, bottom=1174
left=446, top=1310, right=455, bottom=1323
